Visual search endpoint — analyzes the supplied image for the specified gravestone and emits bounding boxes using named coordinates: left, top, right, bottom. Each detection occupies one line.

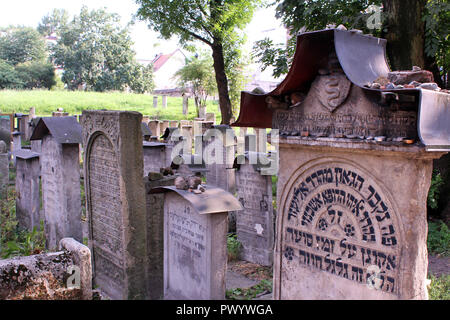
left=160, top=120, right=170, bottom=136
left=204, top=125, right=237, bottom=231
left=182, top=96, right=189, bottom=115
left=141, top=122, right=152, bottom=141
left=12, top=131, right=21, bottom=164
left=234, top=29, right=450, bottom=300
left=148, top=120, right=161, bottom=139
left=144, top=175, right=177, bottom=299
left=206, top=112, right=215, bottom=124
left=153, top=96, right=158, bottom=108
left=162, top=95, right=168, bottom=108
left=234, top=152, right=274, bottom=266
left=0, top=141, right=8, bottom=199
left=143, top=141, right=168, bottom=175
left=30, top=117, right=82, bottom=249
left=15, top=150, right=41, bottom=231
left=205, top=125, right=236, bottom=193
left=0, top=114, right=12, bottom=151
left=150, top=186, right=242, bottom=300
left=80, top=110, right=147, bottom=300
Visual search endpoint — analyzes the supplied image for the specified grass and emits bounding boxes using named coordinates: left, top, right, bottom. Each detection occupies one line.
left=427, top=220, right=450, bottom=256
left=0, top=89, right=221, bottom=122
left=428, top=274, right=450, bottom=300
left=227, top=233, right=242, bottom=261
left=226, top=279, right=272, bottom=300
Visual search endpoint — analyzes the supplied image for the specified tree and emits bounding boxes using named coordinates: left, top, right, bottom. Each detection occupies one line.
left=0, top=59, right=24, bottom=89
left=37, top=8, right=69, bottom=37
left=15, top=61, right=56, bottom=89
left=52, top=6, right=154, bottom=93
left=0, top=26, right=47, bottom=66
left=253, top=0, right=449, bottom=88
left=135, top=0, right=261, bottom=124
left=175, top=54, right=217, bottom=117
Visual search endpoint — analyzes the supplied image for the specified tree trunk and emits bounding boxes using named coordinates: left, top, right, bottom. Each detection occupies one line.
left=211, top=40, right=233, bottom=125
left=382, top=0, right=426, bottom=71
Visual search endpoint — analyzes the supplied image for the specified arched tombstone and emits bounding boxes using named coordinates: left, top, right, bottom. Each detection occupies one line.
left=80, top=110, right=147, bottom=300
left=150, top=186, right=242, bottom=300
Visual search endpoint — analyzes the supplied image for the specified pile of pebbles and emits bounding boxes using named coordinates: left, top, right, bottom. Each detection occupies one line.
left=364, top=66, right=448, bottom=93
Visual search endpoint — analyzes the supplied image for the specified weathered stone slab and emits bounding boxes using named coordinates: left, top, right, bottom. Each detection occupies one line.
left=154, top=187, right=242, bottom=300
left=15, top=150, right=41, bottom=231
left=0, top=238, right=92, bottom=300
left=274, top=141, right=445, bottom=299
left=148, top=120, right=161, bottom=138
left=0, top=141, right=8, bottom=199
left=235, top=155, right=274, bottom=266
left=30, top=117, right=83, bottom=250
left=0, top=114, right=12, bottom=151
left=81, top=110, right=147, bottom=300
left=143, top=141, right=167, bottom=176
left=144, top=175, right=177, bottom=300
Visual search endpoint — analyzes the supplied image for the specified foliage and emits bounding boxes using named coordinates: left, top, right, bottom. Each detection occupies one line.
left=0, top=26, right=47, bottom=66
left=427, top=221, right=450, bottom=256
left=253, top=0, right=381, bottom=78
left=423, top=0, right=450, bottom=88
left=135, top=0, right=262, bottom=123
left=428, top=274, right=450, bottom=300
left=253, top=0, right=448, bottom=82
left=428, top=170, right=444, bottom=210
left=15, top=61, right=56, bottom=89
left=0, top=59, right=24, bottom=89
left=227, top=233, right=242, bottom=261
left=37, top=8, right=69, bottom=37
left=226, top=279, right=272, bottom=300
left=0, top=191, right=46, bottom=259
left=52, top=6, right=153, bottom=93
left=175, top=53, right=217, bottom=116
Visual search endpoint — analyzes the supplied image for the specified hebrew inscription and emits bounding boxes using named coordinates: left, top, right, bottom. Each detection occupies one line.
left=166, top=199, right=208, bottom=298
left=236, top=163, right=274, bottom=266
left=282, top=163, right=401, bottom=295
left=88, top=134, right=124, bottom=292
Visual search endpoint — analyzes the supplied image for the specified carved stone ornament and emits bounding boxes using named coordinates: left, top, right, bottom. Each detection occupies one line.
left=314, top=72, right=352, bottom=112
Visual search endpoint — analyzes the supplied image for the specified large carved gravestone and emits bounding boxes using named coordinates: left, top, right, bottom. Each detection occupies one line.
left=80, top=110, right=147, bottom=300
left=150, top=186, right=242, bottom=300
left=233, top=29, right=450, bottom=299
left=30, top=117, right=83, bottom=249
left=234, top=152, right=274, bottom=266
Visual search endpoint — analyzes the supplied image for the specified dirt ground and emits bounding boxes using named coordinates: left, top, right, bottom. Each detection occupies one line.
left=428, top=254, right=450, bottom=277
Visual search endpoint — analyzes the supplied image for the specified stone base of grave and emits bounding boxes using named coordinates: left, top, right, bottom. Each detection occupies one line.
left=273, top=137, right=446, bottom=300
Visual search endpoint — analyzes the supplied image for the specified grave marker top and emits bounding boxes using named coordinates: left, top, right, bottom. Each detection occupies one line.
left=30, top=117, right=82, bottom=144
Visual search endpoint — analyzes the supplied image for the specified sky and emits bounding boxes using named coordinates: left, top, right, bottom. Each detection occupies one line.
left=0, top=0, right=286, bottom=64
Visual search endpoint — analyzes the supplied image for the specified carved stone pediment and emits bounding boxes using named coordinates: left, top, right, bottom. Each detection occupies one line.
left=314, top=72, right=352, bottom=112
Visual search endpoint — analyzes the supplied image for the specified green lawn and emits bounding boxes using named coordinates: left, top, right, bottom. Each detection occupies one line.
left=0, top=89, right=221, bottom=121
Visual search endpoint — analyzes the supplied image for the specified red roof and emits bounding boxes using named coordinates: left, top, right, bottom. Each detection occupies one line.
left=152, top=49, right=184, bottom=72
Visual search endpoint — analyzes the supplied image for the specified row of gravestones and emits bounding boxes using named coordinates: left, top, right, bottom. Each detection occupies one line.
left=8, top=110, right=273, bottom=300
left=150, top=95, right=210, bottom=119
